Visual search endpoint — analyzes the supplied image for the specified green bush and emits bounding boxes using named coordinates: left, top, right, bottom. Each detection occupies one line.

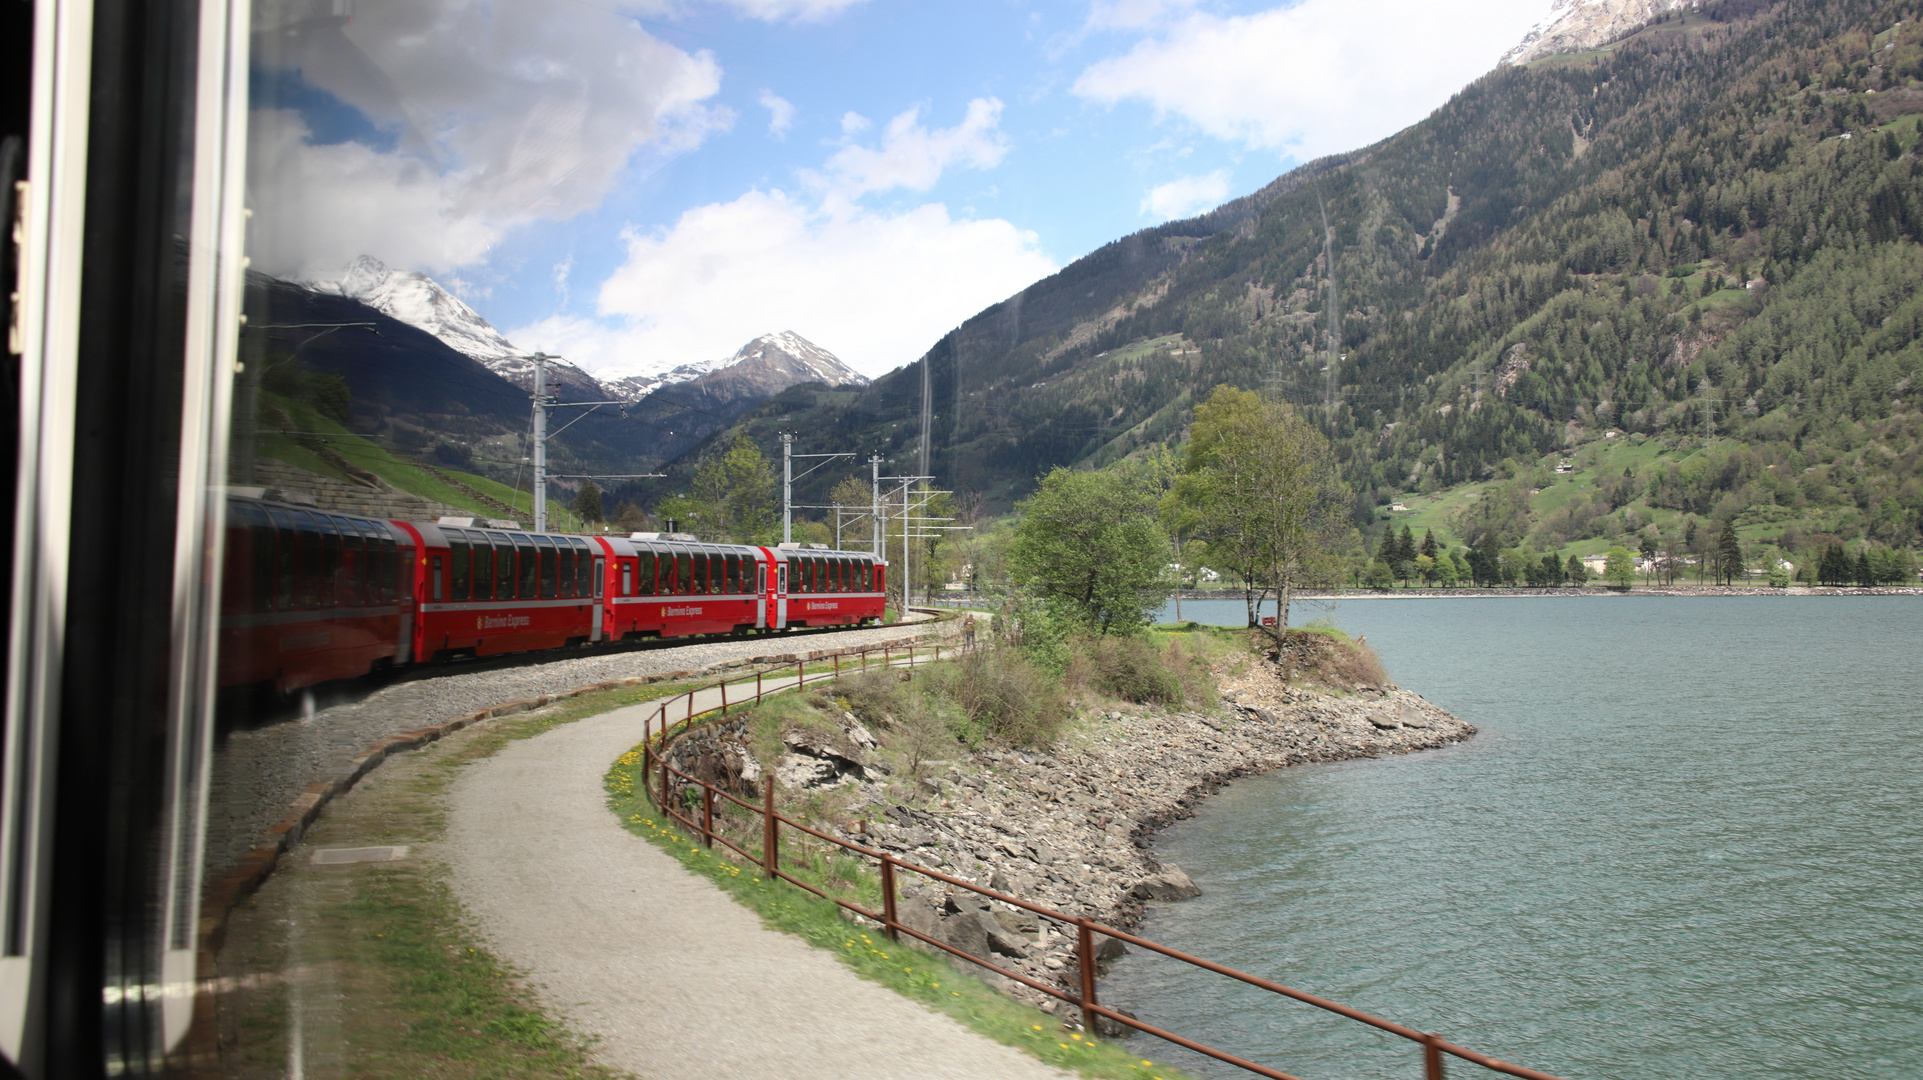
left=1072, top=635, right=1210, bottom=708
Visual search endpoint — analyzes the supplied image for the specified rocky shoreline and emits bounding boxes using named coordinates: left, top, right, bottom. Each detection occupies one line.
left=798, top=656, right=1477, bottom=1017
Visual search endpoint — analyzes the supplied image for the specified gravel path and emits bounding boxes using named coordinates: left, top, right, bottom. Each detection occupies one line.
left=206, top=619, right=943, bottom=879
left=444, top=691, right=1075, bottom=1080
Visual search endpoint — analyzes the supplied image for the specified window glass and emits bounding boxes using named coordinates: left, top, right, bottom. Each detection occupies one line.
left=677, top=552, right=692, bottom=594
left=431, top=555, right=443, bottom=602
left=450, top=536, right=470, bottom=602
left=575, top=540, right=593, bottom=597
left=266, top=509, right=296, bottom=611
left=709, top=554, right=724, bottom=595
left=473, top=536, right=494, bottom=599
left=637, top=550, right=655, bottom=595
left=757, top=562, right=766, bottom=593
left=620, top=561, right=633, bottom=597
left=538, top=536, right=558, bottom=598
left=378, top=535, right=400, bottom=604
left=240, top=504, right=274, bottom=614
left=516, top=535, right=539, bottom=598
left=724, top=554, right=740, bottom=594
left=554, top=541, right=573, bottom=599
left=318, top=519, right=343, bottom=609
left=690, top=551, right=706, bottom=594
left=593, top=557, right=605, bottom=599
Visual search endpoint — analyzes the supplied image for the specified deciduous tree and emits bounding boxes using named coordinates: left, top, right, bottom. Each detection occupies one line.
left=1182, top=387, right=1353, bottom=640
left=1008, top=467, right=1171, bottom=635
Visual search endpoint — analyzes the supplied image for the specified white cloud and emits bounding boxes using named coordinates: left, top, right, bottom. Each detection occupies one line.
left=1084, top=0, right=1199, bottom=31
left=710, top=0, right=870, bottom=21
left=759, top=89, right=797, bottom=139
left=247, top=0, right=728, bottom=279
left=1141, top=170, right=1230, bottom=220
left=1073, top=0, right=1547, bottom=159
left=811, top=98, right=1010, bottom=201
left=841, top=111, right=873, bottom=135
left=505, top=190, right=1056, bottom=378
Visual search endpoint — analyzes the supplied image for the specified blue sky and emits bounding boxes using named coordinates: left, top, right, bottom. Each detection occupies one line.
left=261, top=0, right=1554, bottom=379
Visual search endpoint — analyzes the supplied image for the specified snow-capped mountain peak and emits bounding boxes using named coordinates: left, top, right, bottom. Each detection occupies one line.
left=308, top=256, right=602, bottom=396
left=603, top=331, right=869, bottom=402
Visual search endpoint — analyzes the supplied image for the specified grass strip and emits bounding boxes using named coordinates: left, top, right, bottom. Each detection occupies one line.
left=216, top=680, right=698, bottom=1080
left=603, top=746, right=1201, bottom=1080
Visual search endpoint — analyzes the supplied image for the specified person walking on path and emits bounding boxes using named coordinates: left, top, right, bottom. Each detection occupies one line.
left=963, top=615, right=976, bottom=648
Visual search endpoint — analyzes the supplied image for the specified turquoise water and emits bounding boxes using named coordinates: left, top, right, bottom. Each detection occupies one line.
left=1106, top=596, right=1922, bottom=1080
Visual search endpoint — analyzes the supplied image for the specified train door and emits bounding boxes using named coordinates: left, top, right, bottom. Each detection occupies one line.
left=590, top=552, right=605, bottom=642
left=775, top=555, right=789, bottom=629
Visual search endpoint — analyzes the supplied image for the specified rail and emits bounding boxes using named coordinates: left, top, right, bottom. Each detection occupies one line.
left=632, top=644, right=1568, bottom=1080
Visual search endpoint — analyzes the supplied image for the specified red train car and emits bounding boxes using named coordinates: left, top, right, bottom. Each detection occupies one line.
left=399, top=520, right=603, bottom=660
left=218, top=496, right=415, bottom=692
left=218, top=498, right=892, bottom=693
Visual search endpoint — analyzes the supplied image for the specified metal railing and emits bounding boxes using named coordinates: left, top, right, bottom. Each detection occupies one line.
left=634, top=645, right=1568, bottom=1080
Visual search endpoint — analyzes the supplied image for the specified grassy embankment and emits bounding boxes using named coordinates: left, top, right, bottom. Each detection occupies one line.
left=255, top=391, right=592, bottom=530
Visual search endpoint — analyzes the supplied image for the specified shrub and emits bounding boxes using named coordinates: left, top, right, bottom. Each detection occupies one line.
left=1272, top=628, right=1388, bottom=690
left=931, top=649, right=1071, bottom=747
left=1072, top=635, right=1211, bottom=708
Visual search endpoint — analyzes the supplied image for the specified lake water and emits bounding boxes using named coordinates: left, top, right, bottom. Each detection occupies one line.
left=1105, top=596, right=1922, bottom=1080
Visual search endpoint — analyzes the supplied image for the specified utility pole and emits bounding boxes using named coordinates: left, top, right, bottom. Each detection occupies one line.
left=532, top=353, right=550, bottom=532
left=902, top=479, right=912, bottom=610
left=522, top=351, right=628, bottom=534
left=780, top=432, right=795, bottom=544
left=870, top=454, right=883, bottom=560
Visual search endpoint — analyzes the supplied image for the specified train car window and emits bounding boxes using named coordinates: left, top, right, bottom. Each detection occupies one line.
left=689, top=551, right=705, bottom=595
left=317, top=519, right=343, bottom=609
left=236, top=504, right=274, bottom=614
left=515, top=535, right=539, bottom=598
left=839, top=557, right=850, bottom=593
left=536, top=537, right=558, bottom=599
left=619, top=560, right=632, bottom=597
left=450, top=536, right=471, bottom=602
left=473, top=536, right=494, bottom=599
left=293, top=513, right=324, bottom=609
left=636, top=550, right=654, bottom=595
left=431, top=556, right=444, bottom=602
left=338, top=525, right=365, bottom=607
left=708, top=554, right=724, bottom=595
left=784, top=556, right=796, bottom=593
left=265, top=509, right=296, bottom=611
left=677, top=552, right=693, bottom=594
left=594, top=558, right=606, bottom=599
left=554, top=542, right=573, bottom=599
left=724, top=554, right=740, bottom=594
left=575, top=540, right=594, bottom=597
left=375, top=535, right=397, bottom=604
left=484, top=533, right=511, bottom=599
left=757, top=562, right=767, bottom=593
left=353, top=523, right=379, bottom=605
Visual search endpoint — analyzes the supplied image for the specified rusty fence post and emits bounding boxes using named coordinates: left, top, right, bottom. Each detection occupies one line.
left=1077, top=918, right=1099, bottom=1034
left=834, top=652, right=840, bottom=677
left=1423, top=1033, right=1446, bottom=1080
left=720, top=677, right=728, bottom=716
left=702, top=784, right=713, bottom=847
left=686, top=690, right=693, bottom=725
left=880, top=856, right=899, bottom=941
left=757, top=668, right=763, bottom=700
left=796, top=659, right=804, bottom=690
left=642, top=740, right=652, bottom=806
left=660, top=754, right=669, bottom=818
left=762, top=779, right=778, bottom=873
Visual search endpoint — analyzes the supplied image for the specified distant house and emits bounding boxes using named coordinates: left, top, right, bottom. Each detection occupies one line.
left=1582, top=555, right=1609, bottom=575
left=1389, top=502, right=1407, bottom=512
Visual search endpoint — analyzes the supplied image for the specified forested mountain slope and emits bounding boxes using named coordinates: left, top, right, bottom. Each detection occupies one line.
left=651, top=0, right=1923, bottom=559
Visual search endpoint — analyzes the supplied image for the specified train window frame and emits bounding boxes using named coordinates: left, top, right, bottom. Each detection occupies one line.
left=338, top=522, right=365, bottom=607
left=266, top=508, right=297, bottom=611
left=431, top=555, right=444, bottom=602
left=677, top=551, right=692, bottom=595
left=515, top=534, right=539, bottom=598
left=724, top=554, right=741, bottom=594
left=449, top=533, right=471, bottom=602
left=554, top=540, right=573, bottom=599
left=574, top=539, right=593, bottom=597
left=319, top=518, right=344, bottom=609
left=689, top=550, right=706, bottom=595
left=537, top=536, right=558, bottom=599
left=708, top=553, right=724, bottom=595
left=637, top=549, right=655, bottom=595
left=473, top=534, right=495, bottom=599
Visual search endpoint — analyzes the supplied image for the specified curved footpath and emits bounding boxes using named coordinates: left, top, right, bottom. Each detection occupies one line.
left=445, top=674, right=1076, bottom=1080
